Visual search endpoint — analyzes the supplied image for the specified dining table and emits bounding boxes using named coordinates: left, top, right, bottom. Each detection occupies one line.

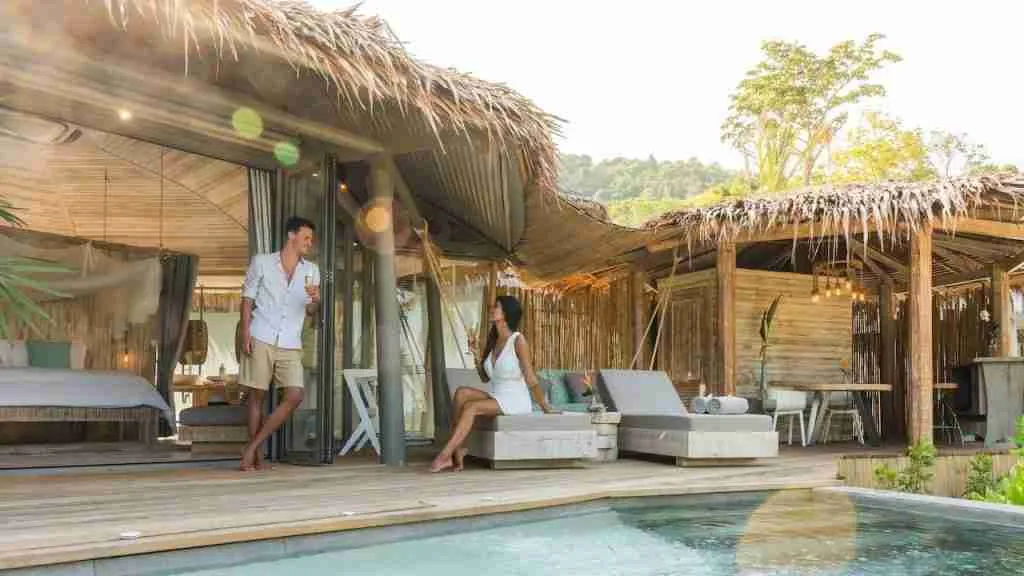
left=770, top=382, right=893, bottom=446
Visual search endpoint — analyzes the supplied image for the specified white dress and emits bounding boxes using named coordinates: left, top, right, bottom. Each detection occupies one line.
left=482, top=332, right=534, bottom=415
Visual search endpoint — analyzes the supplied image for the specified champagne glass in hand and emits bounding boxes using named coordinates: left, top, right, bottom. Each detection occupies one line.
left=304, top=274, right=320, bottom=303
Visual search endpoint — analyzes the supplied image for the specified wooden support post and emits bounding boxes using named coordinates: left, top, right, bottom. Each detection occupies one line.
left=991, top=264, right=1012, bottom=356
left=360, top=249, right=374, bottom=368
left=878, top=281, right=901, bottom=441
left=716, top=242, right=737, bottom=396
left=908, top=225, right=934, bottom=445
left=631, top=270, right=650, bottom=369
left=426, top=269, right=450, bottom=444
left=370, top=158, right=405, bottom=466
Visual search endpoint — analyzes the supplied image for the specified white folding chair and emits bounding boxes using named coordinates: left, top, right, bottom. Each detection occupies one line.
left=766, top=389, right=807, bottom=447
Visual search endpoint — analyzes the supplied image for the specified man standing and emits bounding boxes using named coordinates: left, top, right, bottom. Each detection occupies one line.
left=239, top=216, right=320, bottom=471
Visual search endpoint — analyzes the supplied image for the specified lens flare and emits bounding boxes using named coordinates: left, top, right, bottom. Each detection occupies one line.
left=735, top=490, right=856, bottom=574
left=117, top=109, right=133, bottom=122
left=364, top=205, right=392, bottom=233
left=273, top=141, right=300, bottom=167
left=232, top=107, right=264, bottom=139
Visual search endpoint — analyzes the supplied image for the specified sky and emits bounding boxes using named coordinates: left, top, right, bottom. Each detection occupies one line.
left=311, top=0, right=1023, bottom=170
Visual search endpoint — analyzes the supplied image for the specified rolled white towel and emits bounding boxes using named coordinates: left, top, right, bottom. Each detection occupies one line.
left=707, top=395, right=749, bottom=415
left=690, top=395, right=710, bottom=414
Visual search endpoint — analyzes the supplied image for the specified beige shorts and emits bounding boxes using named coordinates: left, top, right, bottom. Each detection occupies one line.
left=240, top=339, right=304, bottom=391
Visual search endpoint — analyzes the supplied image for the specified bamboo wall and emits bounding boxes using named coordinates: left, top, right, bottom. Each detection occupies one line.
left=837, top=450, right=1018, bottom=498
left=498, top=275, right=634, bottom=371
left=2, top=296, right=156, bottom=378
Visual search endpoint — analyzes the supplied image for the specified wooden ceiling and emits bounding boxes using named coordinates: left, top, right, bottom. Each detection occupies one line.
left=0, top=127, right=248, bottom=274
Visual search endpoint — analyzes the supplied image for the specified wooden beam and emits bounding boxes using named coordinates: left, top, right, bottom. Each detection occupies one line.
left=931, top=248, right=1024, bottom=289
left=385, top=156, right=425, bottom=228
left=907, top=224, right=933, bottom=445
left=716, top=241, right=737, bottom=396
left=878, top=281, right=901, bottom=441
left=931, top=244, right=975, bottom=273
left=846, top=238, right=907, bottom=275
left=935, top=218, right=1024, bottom=241
left=992, top=265, right=1012, bottom=356
left=0, top=35, right=386, bottom=156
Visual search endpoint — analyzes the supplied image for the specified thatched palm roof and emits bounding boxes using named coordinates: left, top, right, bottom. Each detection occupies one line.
left=645, top=174, right=1024, bottom=247
left=640, top=174, right=1024, bottom=289
left=5, top=0, right=638, bottom=279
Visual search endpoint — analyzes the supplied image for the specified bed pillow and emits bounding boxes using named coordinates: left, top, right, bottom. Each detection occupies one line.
left=0, top=340, right=29, bottom=367
left=26, top=340, right=72, bottom=369
left=69, top=341, right=87, bottom=370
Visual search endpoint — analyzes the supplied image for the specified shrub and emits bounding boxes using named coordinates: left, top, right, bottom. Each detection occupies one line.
left=874, top=441, right=936, bottom=494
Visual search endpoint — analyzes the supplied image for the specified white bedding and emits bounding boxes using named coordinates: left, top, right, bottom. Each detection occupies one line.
left=0, top=367, right=173, bottom=425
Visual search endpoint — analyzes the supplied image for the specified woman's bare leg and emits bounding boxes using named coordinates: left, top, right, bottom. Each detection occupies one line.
left=431, top=398, right=500, bottom=473
left=448, top=387, right=489, bottom=470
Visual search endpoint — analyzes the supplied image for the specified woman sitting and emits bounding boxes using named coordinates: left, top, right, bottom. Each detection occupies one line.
left=430, top=295, right=558, bottom=473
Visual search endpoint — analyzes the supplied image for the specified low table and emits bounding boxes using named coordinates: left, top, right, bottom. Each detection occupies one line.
left=590, top=411, right=621, bottom=462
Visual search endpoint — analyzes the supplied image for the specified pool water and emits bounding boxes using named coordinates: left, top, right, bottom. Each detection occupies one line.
left=179, top=491, right=1024, bottom=576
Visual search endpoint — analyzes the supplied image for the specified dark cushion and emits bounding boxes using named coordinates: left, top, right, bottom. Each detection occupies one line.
left=565, top=372, right=592, bottom=403
left=621, top=413, right=771, bottom=432
left=179, top=405, right=248, bottom=427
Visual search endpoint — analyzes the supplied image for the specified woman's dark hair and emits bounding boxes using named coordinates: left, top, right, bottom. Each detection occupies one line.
left=481, top=295, right=523, bottom=362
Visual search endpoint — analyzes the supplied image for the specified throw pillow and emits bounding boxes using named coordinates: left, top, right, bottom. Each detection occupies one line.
left=547, top=377, right=571, bottom=406
left=26, top=340, right=72, bottom=369
left=0, top=340, right=12, bottom=367
left=69, top=341, right=87, bottom=370
left=3, top=340, right=30, bottom=367
left=565, top=372, right=592, bottom=403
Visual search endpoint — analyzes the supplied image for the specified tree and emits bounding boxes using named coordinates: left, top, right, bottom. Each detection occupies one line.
left=828, top=111, right=934, bottom=183
left=722, top=34, right=901, bottom=192
left=557, top=153, right=734, bottom=202
left=926, top=131, right=989, bottom=178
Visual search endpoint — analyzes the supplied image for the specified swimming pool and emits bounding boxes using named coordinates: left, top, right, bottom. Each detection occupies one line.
left=173, top=489, right=1024, bottom=576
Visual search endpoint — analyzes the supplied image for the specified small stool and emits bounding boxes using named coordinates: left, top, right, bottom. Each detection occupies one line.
left=933, top=382, right=964, bottom=446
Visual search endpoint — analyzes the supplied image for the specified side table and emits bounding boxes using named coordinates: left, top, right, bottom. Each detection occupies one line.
left=590, top=411, right=621, bottom=462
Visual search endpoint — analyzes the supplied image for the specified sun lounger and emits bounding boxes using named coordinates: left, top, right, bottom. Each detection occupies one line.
left=596, top=369, right=777, bottom=466
left=444, top=368, right=597, bottom=469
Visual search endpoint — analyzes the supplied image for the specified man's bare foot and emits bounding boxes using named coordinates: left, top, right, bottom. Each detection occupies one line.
left=453, top=448, right=468, bottom=472
left=239, top=444, right=257, bottom=472
left=429, top=452, right=453, bottom=473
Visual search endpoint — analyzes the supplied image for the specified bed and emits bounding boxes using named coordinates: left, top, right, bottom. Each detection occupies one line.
left=0, top=368, right=173, bottom=444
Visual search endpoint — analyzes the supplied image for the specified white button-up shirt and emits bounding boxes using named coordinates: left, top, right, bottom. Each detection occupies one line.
left=242, top=252, right=320, bottom=350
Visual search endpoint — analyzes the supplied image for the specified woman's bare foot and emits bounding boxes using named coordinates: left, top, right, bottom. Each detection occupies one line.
left=239, top=444, right=257, bottom=472
left=429, top=452, right=453, bottom=473
left=453, top=448, right=468, bottom=472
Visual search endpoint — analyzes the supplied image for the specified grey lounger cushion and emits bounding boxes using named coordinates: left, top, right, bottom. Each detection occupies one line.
left=621, top=414, right=770, bottom=433
left=445, top=368, right=489, bottom=398
left=596, top=369, right=687, bottom=416
left=179, top=405, right=248, bottom=427
left=475, top=413, right=592, bottom=432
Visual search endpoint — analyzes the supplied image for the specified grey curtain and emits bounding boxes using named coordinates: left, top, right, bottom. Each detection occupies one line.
left=156, top=254, right=198, bottom=436
left=247, top=168, right=275, bottom=256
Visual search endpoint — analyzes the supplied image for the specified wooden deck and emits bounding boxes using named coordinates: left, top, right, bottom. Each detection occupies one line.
left=0, top=447, right=849, bottom=571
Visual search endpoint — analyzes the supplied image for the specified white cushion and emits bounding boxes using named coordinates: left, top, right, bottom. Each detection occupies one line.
left=69, top=341, right=87, bottom=370
left=0, top=340, right=29, bottom=368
